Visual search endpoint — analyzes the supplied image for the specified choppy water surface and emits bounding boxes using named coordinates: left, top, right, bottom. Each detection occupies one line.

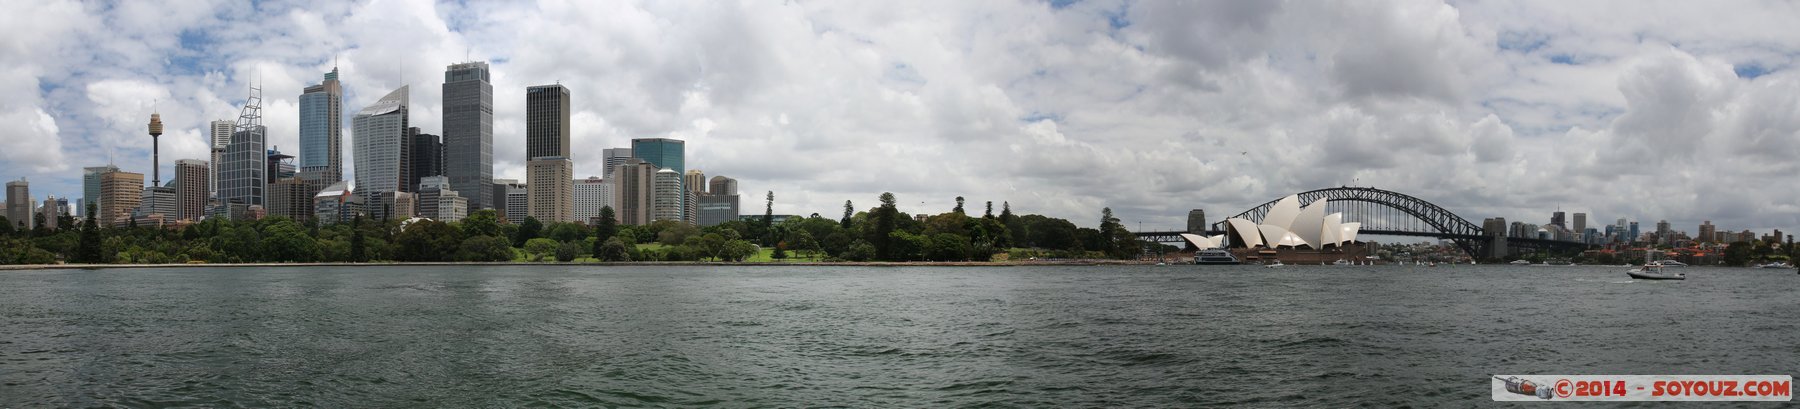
left=1, top=264, right=1796, bottom=406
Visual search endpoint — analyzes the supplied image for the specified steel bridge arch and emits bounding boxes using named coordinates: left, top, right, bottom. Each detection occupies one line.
left=1209, top=187, right=1486, bottom=258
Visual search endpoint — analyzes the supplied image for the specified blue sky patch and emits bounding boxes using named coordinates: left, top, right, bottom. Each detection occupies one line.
left=1734, top=63, right=1771, bottom=79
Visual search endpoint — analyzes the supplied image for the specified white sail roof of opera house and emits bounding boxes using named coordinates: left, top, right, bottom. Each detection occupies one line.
left=1224, top=194, right=1362, bottom=250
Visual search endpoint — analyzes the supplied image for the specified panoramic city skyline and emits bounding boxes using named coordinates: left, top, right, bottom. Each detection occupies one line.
left=3, top=0, right=1799, bottom=231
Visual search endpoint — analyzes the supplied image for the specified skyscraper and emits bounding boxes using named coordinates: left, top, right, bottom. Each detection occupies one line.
left=173, top=159, right=208, bottom=221
left=652, top=168, right=682, bottom=222
left=602, top=148, right=633, bottom=178
left=299, top=67, right=344, bottom=184
left=220, top=86, right=266, bottom=207
left=1629, top=222, right=1640, bottom=243
left=39, top=196, right=62, bottom=230
left=1699, top=221, right=1716, bottom=243
left=708, top=175, right=737, bottom=196
left=82, top=165, right=117, bottom=218
left=573, top=177, right=612, bottom=225
left=444, top=62, right=493, bottom=210
left=353, top=85, right=412, bottom=210
left=610, top=158, right=655, bottom=225
left=209, top=120, right=233, bottom=197
left=684, top=170, right=706, bottom=194
left=100, top=171, right=144, bottom=227
left=1550, top=211, right=1566, bottom=229
left=1572, top=213, right=1585, bottom=234
left=5, top=179, right=29, bottom=230
left=525, top=84, right=572, bottom=223
left=410, top=128, right=443, bottom=191
left=632, top=138, right=685, bottom=218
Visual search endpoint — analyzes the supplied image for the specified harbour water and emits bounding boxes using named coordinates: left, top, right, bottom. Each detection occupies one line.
left=1, top=265, right=1795, bottom=406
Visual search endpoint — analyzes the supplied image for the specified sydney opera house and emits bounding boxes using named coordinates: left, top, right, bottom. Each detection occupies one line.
left=1182, top=195, right=1368, bottom=263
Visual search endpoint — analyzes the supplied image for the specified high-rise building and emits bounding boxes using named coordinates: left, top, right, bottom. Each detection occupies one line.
left=504, top=183, right=529, bottom=224
left=135, top=186, right=176, bottom=227
left=353, top=85, right=412, bottom=207
left=1550, top=211, right=1566, bottom=229
left=708, top=176, right=738, bottom=196
left=632, top=138, right=685, bottom=218
left=1571, top=213, right=1586, bottom=236
left=267, top=177, right=318, bottom=222
left=267, top=148, right=296, bottom=182
left=573, top=177, right=612, bottom=225
left=490, top=178, right=522, bottom=222
left=1629, top=222, right=1640, bottom=243
left=417, top=175, right=452, bottom=221
left=527, top=158, right=573, bottom=222
left=652, top=169, right=683, bottom=222
left=1187, top=209, right=1206, bottom=234
left=1698, top=221, right=1716, bottom=243
left=444, top=61, right=493, bottom=210
left=39, top=196, right=62, bottom=230
left=602, top=148, right=633, bottom=180
left=100, top=171, right=144, bottom=227
left=220, top=85, right=266, bottom=207
left=696, top=193, right=739, bottom=227
left=410, top=129, right=443, bottom=190
left=526, top=84, right=572, bottom=223
left=1655, top=220, right=1671, bottom=237
left=5, top=179, right=29, bottom=230
left=684, top=170, right=706, bottom=194
left=610, top=158, right=656, bottom=225
left=173, top=160, right=208, bottom=221
left=209, top=120, right=233, bottom=196
left=83, top=165, right=118, bottom=216
left=684, top=189, right=699, bottom=225
left=298, top=66, right=344, bottom=184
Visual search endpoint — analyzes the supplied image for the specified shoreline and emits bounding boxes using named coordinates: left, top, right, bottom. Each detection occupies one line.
left=0, top=259, right=1157, bottom=271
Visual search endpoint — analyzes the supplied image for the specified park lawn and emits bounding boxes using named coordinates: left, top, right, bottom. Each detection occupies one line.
left=742, top=248, right=825, bottom=262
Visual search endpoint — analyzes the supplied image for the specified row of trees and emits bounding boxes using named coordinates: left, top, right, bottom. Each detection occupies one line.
left=0, top=193, right=1143, bottom=265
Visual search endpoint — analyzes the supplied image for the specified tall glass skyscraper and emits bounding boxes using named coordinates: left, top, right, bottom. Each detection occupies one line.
left=298, top=67, right=343, bottom=184
left=632, top=138, right=685, bottom=218
left=526, top=84, right=572, bottom=222
left=443, top=62, right=493, bottom=210
left=353, top=86, right=411, bottom=206
left=220, top=86, right=265, bottom=207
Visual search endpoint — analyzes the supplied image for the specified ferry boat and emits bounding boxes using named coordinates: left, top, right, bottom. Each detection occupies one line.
left=1193, top=249, right=1241, bottom=265
left=1629, top=252, right=1685, bottom=280
left=1627, top=263, right=1685, bottom=280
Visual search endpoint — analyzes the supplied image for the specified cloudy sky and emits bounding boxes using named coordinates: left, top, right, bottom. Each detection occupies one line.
left=4, top=0, right=1799, bottom=235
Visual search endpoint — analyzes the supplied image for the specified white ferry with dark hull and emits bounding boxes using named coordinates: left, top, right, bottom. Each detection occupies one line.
left=1193, top=249, right=1241, bottom=265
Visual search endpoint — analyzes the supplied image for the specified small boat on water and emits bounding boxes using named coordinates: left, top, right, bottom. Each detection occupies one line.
left=1627, top=250, right=1684, bottom=280
left=1655, top=260, right=1689, bottom=267
left=1264, top=260, right=1285, bottom=268
left=1333, top=259, right=1353, bottom=266
left=1627, top=263, right=1685, bottom=280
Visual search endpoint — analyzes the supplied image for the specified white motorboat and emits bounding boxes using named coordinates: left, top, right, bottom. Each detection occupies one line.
left=1264, top=260, right=1285, bottom=268
left=1333, top=259, right=1353, bottom=266
left=1629, top=251, right=1685, bottom=280
left=1655, top=260, right=1688, bottom=267
left=1627, top=263, right=1685, bottom=280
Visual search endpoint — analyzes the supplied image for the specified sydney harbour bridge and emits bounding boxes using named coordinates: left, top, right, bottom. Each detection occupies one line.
left=1133, top=187, right=1587, bottom=259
